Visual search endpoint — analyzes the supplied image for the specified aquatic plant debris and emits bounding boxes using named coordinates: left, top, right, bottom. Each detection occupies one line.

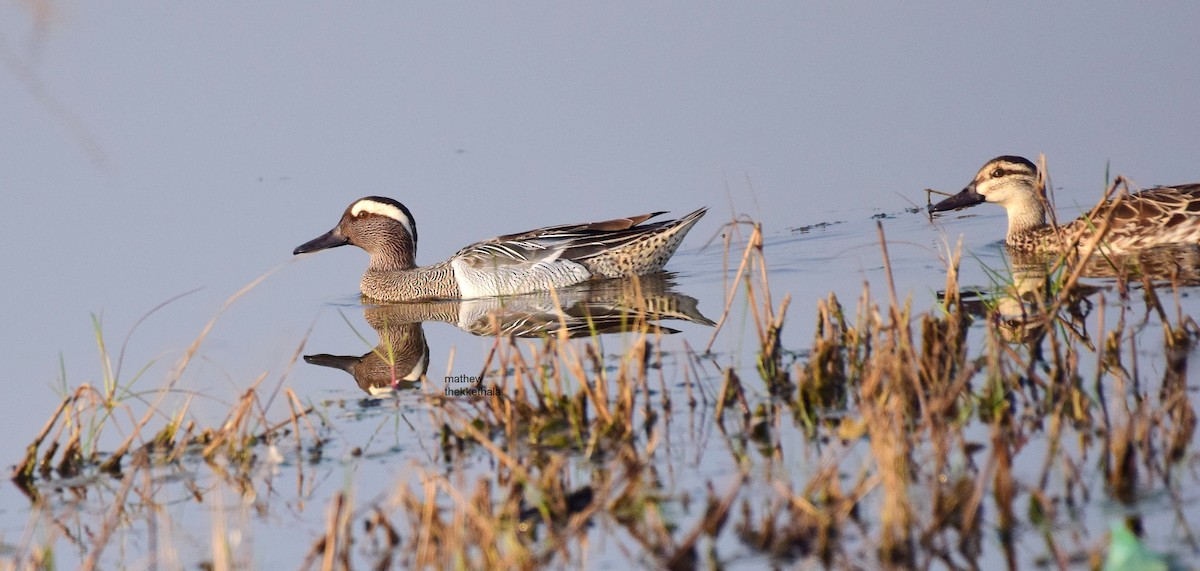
left=7, top=205, right=1200, bottom=569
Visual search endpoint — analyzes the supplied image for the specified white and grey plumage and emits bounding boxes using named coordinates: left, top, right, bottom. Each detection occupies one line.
left=294, top=196, right=707, bottom=302
left=930, top=155, right=1200, bottom=253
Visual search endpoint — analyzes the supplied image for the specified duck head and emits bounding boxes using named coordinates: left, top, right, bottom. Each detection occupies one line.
left=931, top=156, right=1040, bottom=212
left=294, top=196, right=419, bottom=270
left=930, top=155, right=1048, bottom=239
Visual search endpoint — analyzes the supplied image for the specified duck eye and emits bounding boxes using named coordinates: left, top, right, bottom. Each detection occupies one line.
left=990, top=168, right=1004, bottom=178
left=356, top=210, right=369, bottom=218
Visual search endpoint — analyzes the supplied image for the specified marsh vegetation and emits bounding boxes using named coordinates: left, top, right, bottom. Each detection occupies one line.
left=5, top=202, right=1199, bottom=570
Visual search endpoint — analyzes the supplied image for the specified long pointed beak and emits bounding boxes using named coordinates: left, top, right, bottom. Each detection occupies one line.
left=294, top=227, right=350, bottom=255
left=929, top=183, right=986, bottom=213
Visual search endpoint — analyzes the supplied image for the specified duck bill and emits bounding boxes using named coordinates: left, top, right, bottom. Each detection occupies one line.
left=294, top=227, right=350, bottom=255
left=929, top=183, right=986, bottom=213
left=304, top=353, right=362, bottom=373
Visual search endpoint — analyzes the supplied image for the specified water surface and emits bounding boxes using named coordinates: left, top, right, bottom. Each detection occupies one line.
left=3, top=3, right=1200, bottom=569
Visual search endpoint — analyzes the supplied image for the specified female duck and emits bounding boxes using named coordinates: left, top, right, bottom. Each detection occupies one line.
left=294, top=197, right=707, bottom=302
left=930, top=155, right=1200, bottom=253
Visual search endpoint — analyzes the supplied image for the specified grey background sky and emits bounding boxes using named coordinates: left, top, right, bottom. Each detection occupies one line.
left=2, top=3, right=1198, bottom=462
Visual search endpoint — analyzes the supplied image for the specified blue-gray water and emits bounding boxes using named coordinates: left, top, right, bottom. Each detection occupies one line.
left=3, top=4, right=1199, bottom=568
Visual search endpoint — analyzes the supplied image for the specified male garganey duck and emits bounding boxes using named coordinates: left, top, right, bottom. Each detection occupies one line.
left=930, top=155, right=1200, bottom=253
left=294, top=197, right=707, bottom=302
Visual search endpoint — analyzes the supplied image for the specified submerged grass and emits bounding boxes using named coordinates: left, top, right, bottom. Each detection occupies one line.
left=6, top=269, right=328, bottom=570
left=14, top=272, right=302, bottom=485
left=6, top=203, right=1200, bottom=569
left=293, top=210, right=1198, bottom=569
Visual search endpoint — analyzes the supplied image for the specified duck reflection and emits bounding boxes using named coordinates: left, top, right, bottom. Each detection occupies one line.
left=954, top=244, right=1200, bottom=344
left=304, top=273, right=714, bottom=394
left=1074, top=243, right=1200, bottom=286
left=989, top=252, right=1099, bottom=344
left=304, top=319, right=430, bottom=395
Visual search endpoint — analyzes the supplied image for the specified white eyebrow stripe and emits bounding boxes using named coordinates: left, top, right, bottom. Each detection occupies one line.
left=352, top=200, right=416, bottom=239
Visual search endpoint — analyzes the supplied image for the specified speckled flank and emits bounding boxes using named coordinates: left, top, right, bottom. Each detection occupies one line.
left=1037, top=191, right=1200, bottom=253
left=1007, top=187, right=1200, bottom=254
left=583, top=208, right=705, bottom=277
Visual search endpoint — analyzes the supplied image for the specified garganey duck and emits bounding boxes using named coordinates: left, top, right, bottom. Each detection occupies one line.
left=930, top=155, right=1200, bottom=253
left=294, top=197, right=707, bottom=302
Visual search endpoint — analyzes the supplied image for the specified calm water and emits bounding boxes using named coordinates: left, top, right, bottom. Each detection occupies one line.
left=8, top=203, right=1199, bottom=568
left=3, top=4, right=1199, bottom=569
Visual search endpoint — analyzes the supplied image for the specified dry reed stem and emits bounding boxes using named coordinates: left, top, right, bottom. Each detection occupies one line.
left=284, top=388, right=316, bottom=496
left=704, top=221, right=764, bottom=352
left=262, top=323, right=316, bottom=415
left=210, top=484, right=231, bottom=571
left=440, top=405, right=532, bottom=483
left=11, top=390, right=75, bottom=482
left=664, top=476, right=743, bottom=569
left=79, top=452, right=147, bottom=571
left=876, top=222, right=904, bottom=329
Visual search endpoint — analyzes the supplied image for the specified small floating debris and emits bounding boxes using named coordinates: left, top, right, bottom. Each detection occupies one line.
left=789, top=220, right=844, bottom=233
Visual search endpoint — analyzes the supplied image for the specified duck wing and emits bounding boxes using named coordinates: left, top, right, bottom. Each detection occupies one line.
left=1101, top=184, right=1200, bottom=225
left=454, top=212, right=670, bottom=269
